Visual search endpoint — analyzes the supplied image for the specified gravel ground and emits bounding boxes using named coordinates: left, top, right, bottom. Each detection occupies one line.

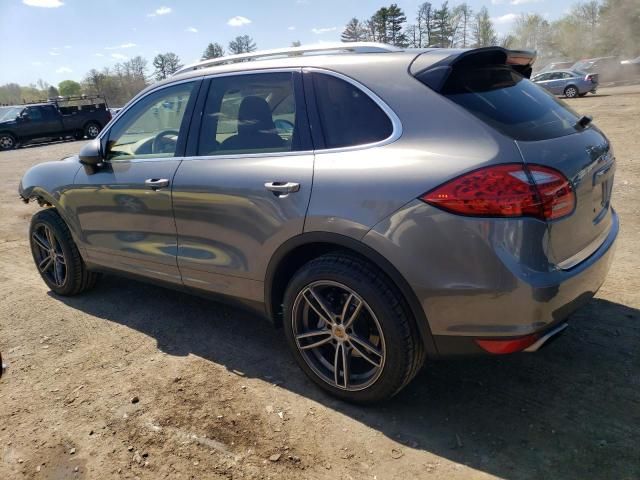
left=0, top=85, right=639, bottom=480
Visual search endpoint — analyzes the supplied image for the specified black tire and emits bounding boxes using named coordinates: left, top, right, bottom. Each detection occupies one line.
left=0, top=132, right=16, bottom=151
left=84, top=122, right=101, bottom=139
left=73, top=130, right=85, bottom=140
left=283, top=253, right=425, bottom=404
left=564, top=85, right=579, bottom=98
left=29, top=209, right=99, bottom=296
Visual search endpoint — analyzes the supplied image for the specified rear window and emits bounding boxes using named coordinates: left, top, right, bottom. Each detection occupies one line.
left=441, top=66, right=581, bottom=141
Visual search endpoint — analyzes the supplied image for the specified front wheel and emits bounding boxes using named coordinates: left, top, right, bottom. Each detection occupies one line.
left=29, top=209, right=99, bottom=296
left=0, top=133, right=16, bottom=151
left=283, top=253, right=425, bottom=403
left=564, top=85, right=579, bottom=98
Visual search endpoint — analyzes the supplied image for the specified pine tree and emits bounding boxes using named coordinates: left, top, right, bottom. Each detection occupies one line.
left=202, top=43, right=225, bottom=60
left=432, top=1, right=454, bottom=48
left=341, top=18, right=368, bottom=42
left=152, top=53, right=183, bottom=81
left=386, top=4, right=408, bottom=46
left=228, top=35, right=257, bottom=55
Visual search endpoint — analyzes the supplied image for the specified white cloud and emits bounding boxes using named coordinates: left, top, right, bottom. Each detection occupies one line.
left=105, top=43, right=137, bottom=50
left=56, top=67, right=72, bottom=74
left=311, top=26, right=337, bottom=34
left=95, top=53, right=105, bottom=57
left=148, top=6, right=171, bottom=17
left=64, top=45, right=71, bottom=49
left=491, top=0, right=505, bottom=4
left=511, top=0, right=540, bottom=4
left=111, top=53, right=128, bottom=60
left=227, top=16, right=251, bottom=27
left=49, top=50, right=61, bottom=56
left=186, top=26, right=198, bottom=33
left=32, top=61, right=44, bottom=66
left=287, top=26, right=296, bottom=31
left=23, top=0, right=64, bottom=7
left=493, top=13, right=519, bottom=24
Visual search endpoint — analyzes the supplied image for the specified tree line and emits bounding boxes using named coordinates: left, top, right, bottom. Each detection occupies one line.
left=341, top=0, right=638, bottom=59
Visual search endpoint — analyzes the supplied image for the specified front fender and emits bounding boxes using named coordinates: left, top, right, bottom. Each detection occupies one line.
left=19, top=155, right=84, bottom=240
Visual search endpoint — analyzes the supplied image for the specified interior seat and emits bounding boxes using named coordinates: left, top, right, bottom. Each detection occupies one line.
left=220, top=96, right=284, bottom=152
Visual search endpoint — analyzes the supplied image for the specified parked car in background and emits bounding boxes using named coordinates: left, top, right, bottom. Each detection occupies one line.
left=532, top=70, right=598, bottom=98
left=0, top=95, right=111, bottom=151
left=538, top=60, right=574, bottom=72
left=571, top=56, right=622, bottom=83
left=620, top=55, right=640, bottom=82
left=19, top=43, right=618, bottom=403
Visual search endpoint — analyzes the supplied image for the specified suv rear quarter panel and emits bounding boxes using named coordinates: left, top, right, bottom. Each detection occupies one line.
left=303, top=61, right=525, bottom=239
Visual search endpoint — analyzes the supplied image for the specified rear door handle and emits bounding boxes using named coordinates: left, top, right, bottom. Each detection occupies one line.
left=264, top=182, right=300, bottom=196
left=145, top=178, right=170, bottom=190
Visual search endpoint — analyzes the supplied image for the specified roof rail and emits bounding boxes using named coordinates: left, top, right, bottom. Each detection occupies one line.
left=173, top=42, right=402, bottom=76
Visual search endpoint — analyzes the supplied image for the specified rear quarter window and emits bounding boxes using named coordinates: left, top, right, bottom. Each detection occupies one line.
left=440, top=66, right=581, bottom=141
left=312, top=73, right=393, bottom=149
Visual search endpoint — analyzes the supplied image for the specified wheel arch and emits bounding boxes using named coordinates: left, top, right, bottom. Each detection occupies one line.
left=265, top=232, right=438, bottom=357
left=564, top=84, right=579, bottom=95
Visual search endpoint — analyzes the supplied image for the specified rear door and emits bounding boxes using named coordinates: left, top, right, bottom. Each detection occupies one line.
left=172, top=70, right=314, bottom=297
left=439, top=65, right=615, bottom=269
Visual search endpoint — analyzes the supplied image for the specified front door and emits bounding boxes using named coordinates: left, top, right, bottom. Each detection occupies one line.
left=68, top=80, right=200, bottom=282
left=172, top=71, right=314, bottom=300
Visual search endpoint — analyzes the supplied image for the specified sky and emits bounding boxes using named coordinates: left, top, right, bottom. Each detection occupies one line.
left=0, top=0, right=571, bottom=86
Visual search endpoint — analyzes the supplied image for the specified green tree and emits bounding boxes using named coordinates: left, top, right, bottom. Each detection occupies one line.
left=228, top=35, right=257, bottom=55
left=452, top=3, right=473, bottom=47
left=473, top=7, right=497, bottom=47
left=152, top=52, right=183, bottom=81
left=58, top=80, right=82, bottom=96
left=202, top=42, right=225, bottom=60
left=416, top=2, right=434, bottom=47
left=341, top=17, right=369, bottom=42
left=431, top=1, right=455, bottom=47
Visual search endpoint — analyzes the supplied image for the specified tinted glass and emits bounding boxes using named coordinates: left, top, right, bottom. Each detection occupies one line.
left=26, top=107, right=43, bottom=121
left=106, top=82, right=195, bottom=161
left=442, top=66, right=581, bottom=141
left=198, top=72, right=298, bottom=156
left=312, top=73, right=393, bottom=149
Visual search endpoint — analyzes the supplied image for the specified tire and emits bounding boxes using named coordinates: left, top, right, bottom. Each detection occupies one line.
left=578, top=93, right=587, bottom=97
left=29, top=209, right=99, bottom=296
left=0, top=133, right=16, bottom=151
left=84, top=122, right=101, bottom=139
left=73, top=130, right=85, bottom=140
left=283, top=253, right=425, bottom=404
left=564, top=85, right=579, bottom=98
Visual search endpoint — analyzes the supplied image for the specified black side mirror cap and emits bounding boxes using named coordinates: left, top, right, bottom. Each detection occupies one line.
left=79, top=139, right=104, bottom=174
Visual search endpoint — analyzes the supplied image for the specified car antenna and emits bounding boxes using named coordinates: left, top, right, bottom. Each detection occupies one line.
left=575, top=115, right=593, bottom=129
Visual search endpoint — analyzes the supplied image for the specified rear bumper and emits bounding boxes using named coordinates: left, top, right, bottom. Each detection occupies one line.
left=363, top=202, right=619, bottom=356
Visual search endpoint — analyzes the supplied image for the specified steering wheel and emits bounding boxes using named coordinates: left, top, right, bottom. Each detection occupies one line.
left=152, top=129, right=180, bottom=154
left=274, top=119, right=294, bottom=134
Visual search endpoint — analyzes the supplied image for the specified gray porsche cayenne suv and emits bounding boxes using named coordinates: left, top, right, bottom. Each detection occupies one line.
left=19, top=44, right=618, bottom=403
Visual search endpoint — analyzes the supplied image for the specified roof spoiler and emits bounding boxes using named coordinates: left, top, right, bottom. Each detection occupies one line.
left=410, top=47, right=537, bottom=92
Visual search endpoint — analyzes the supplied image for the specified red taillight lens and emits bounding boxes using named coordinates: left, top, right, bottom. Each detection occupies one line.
left=421, top=164, right=574, bottom=221
left=475, top=333, right=539, bottom=354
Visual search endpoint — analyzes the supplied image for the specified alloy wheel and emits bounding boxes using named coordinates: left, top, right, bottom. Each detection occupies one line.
left=0, top=135, right=14, bottom=150
left=291, top=280, right=386, bottom=391
left=566, top=87, right=578, bottom=98
left=31, top=224, right=67, bottom=287
left=87, top=125, right=99, bottom=138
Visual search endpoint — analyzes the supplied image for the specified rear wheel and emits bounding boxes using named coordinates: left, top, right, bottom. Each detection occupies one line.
left=73, top=130, right=85, bottom=140
left=283, top=253, right=424, bottom=403
left=0, top=133, right=16, bottom=151
left=84, top=122, right=101, bottom=139
left=564, top=85, right=579, bottom=98
left=29, top=209, right=99, bottom=296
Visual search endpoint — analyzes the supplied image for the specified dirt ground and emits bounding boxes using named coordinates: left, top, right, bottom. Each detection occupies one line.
left=0, top=85, right=639, bottom=480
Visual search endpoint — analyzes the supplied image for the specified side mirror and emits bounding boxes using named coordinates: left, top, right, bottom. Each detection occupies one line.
left=79, top=139, right=104, bottom=173
left=18, top=113, right=30, bottom=122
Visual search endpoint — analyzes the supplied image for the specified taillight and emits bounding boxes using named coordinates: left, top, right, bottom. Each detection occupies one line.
left=421, top=163, right=575, bottom=221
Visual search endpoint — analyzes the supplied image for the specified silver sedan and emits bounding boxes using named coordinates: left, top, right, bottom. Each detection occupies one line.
left=532, top=70, right=599, bottom=98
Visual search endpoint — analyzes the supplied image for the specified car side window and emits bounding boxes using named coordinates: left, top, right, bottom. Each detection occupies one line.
left=26, top=107, right=43, bottom=121
left=312, top=73, right=393, bottom=149
left=535, top=73, right=549, bottom=81
left=105, top=82, right=196, bottom=161
left=197, top=72, right=299, bottom=156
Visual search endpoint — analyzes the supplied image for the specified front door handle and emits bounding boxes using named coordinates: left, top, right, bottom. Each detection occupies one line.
left=264, top=181, right=300, bottom=196
left=145, top=178, right=170, bottom=190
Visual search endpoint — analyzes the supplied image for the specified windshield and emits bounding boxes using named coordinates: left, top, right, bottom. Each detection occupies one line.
left=0, top=106, right=22, bottom=122
left=441, top=66, right=581, bottom=141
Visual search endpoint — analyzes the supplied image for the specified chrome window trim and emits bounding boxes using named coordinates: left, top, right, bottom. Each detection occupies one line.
left=303, top=67, right=403, bottom=155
